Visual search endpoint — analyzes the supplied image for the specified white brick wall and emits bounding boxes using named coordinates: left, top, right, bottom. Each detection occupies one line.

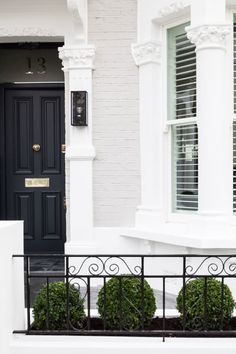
left=88, top=0, right=140, bottom=227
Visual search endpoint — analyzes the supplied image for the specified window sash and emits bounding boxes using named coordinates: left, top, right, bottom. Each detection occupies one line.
left=168, top=23, right=198, bottom=212
left=172, top=123, right=198, bottom=212
left=233, top=118, right=236, bottom=212
left=167, top=22, right=197, bottom=122
left=233, top=16, right=236, bottom=213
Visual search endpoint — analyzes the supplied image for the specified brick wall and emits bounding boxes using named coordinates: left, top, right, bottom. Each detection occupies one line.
left=88, top=0, right=140, bottom=227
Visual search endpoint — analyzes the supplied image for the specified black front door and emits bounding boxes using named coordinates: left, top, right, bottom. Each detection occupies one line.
left=4, top=87, right=65, bottom=253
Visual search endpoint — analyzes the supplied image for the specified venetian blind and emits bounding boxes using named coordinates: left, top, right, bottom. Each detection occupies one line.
left=168, top=23, right=198, bottom=212
left=175, top=31, right=197, bottom=119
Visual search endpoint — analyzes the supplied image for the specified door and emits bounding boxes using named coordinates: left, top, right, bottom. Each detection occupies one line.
left=5, top=87, right=65, bottom=253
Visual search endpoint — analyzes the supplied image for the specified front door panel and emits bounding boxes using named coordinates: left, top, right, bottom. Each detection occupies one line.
left=5, top=88, right=65, bottom=253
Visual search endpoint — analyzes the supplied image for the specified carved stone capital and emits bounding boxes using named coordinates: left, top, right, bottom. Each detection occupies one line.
left=58, top=45, right=96, bottom=70
left=132, top=41, right=161, bottom=66
left=186, top=24, right=231, bottom=51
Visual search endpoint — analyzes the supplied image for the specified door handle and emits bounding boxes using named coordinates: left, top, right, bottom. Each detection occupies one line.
left=32, top=144, right=41, bottom=152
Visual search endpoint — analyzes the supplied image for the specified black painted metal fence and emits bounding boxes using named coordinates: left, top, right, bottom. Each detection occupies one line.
left=12, top=254, right=236, bottom=340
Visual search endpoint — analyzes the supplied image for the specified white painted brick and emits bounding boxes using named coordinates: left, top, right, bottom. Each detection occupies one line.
left=89, top=0, right=140, bottom=227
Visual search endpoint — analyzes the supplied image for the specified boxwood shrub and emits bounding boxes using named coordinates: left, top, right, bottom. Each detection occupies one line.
left=176, top=278, right=235, bottom=330
left=97, top=276, right=156, bottom=330
left=33, top=281, right=85, bottom=330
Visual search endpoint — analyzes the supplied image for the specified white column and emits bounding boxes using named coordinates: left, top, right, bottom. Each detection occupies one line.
left=187, top=8, right=231, bottom=218
left=59, top=46, right=96, bottom=252
left=0, top=221, right=24, bottom=354
left=132, top=41, right=165, bottom=228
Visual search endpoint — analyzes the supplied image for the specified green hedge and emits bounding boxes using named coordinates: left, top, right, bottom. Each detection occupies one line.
left=33, top=281, right=85, bottom=330
left=177, top=278, right=235, bottom=330
left=97, top=276, right=156, bottom=330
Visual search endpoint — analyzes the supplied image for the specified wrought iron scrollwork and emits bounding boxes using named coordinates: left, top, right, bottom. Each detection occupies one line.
left=185, top=256, right=225, bottom=276
left=67, top=256, right=142, bottom=277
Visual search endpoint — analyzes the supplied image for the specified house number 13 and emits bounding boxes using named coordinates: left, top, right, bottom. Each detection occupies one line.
left=26, top=57, right=47, bottom=75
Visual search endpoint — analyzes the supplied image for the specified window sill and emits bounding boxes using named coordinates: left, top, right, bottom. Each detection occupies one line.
left=121, top=219, right=236, bottom=249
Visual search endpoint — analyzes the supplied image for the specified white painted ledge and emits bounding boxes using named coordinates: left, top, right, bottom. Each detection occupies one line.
left=121, top=220, right=236, bottom=249
left=10, top=335, right=236, bottom=354
left=0, top=220, right=23, bottom=228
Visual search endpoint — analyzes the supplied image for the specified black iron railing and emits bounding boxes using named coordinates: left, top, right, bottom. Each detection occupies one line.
left=12, top=254, right=236, bottom=340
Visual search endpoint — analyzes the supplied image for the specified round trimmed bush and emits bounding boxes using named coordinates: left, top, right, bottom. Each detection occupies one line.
left=33, top=281, right=85, bottom=330
left=97, top=276, right=156, bottom=330
left=176, top=278, right=235, bottom=330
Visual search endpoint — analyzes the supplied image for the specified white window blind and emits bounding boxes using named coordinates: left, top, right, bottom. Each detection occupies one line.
left=173, top=124, right=198, bottom=211
left=168, top=23, right=198, bottom=212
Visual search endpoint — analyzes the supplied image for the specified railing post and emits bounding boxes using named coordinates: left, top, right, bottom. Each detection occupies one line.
left=182, top=256, right=186, bottom=331
left=0, top=221, right=24, bottom=354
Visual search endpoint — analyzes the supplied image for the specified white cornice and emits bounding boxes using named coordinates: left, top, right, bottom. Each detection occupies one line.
left=186, top=24, right=231, bottom=51
left=154, top=2, right=190, bottom=24
left=131, top=41, right=161, bottom=66
left=58, top=45, right=96, bottom=70
left=158, top=1, right=185, bottom=18
left=0, top=27, right=59, bottom=37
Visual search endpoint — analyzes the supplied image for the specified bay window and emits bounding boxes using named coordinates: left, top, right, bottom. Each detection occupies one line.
left=129, top=0, right=236, bottom=246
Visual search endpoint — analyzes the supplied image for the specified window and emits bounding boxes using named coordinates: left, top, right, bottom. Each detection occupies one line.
left=233, top=16, right=236, bottom=212
left=167, top=23, right=198, bottom=212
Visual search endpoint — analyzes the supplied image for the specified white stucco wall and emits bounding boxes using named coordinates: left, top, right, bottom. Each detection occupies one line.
left=89, top=0, right=140, bottom=227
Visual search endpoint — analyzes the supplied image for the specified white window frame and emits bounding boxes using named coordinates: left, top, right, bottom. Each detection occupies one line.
left=231, top=11, right=236, bottom=213
left=162, top=18, right=199, bottom=221
left=168, top=22, right=198, bottom=214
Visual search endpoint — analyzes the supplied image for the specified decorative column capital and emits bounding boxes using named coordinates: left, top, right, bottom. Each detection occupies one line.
left=58, top=45, right=96, bottom=71
left=186, top=24, right=231, bottom=51
left=131, top=41, right=161, bottom=66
